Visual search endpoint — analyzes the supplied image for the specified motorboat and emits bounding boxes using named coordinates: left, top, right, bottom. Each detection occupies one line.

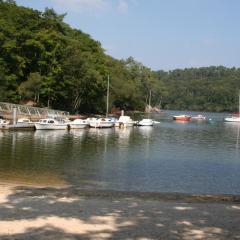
left=0, top=119, right=10, bottom=129
left=69, top=119, right=89, bottom=129
left=173, top=115, right=191, bottom=121
left=0, top=119, right=10, bottom=125
left=87, top=117, right=114, bottom=128
left=35, top=118, right=68, bottom=130
left=191, top=114, right=206, bottom=120
left=225, top=91, right=240, bottom=123
left=138, top=90, right=154, bottom=127
left=224, top=91, right=240, bottom=123
left=116, top=116, right=135, bottom=127
left=138, top=118, right=154, bottom=126
left=224, top=115, right=240, bottom=123
left=17, top=118, right=35, bottom=126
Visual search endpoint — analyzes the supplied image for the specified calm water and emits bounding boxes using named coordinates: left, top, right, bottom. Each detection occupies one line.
left=0, top=110, right=240, bottom=195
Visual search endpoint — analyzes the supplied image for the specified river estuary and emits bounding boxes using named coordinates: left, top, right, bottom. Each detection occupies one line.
left=0, top=110, right=240, bottom=195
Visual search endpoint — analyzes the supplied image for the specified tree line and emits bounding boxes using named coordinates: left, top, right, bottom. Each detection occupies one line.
left=0, top=1, right=239, bottom=113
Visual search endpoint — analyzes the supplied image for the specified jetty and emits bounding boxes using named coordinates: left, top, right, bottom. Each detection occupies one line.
left=0, top=102, right=69, bottom=130
left=0, top=102, right=69, bottom=121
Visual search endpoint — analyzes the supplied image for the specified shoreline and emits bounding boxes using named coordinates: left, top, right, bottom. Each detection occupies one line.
left=1, top=183, right=240, bottom=239
left=1, top=182, right=240, bottom=203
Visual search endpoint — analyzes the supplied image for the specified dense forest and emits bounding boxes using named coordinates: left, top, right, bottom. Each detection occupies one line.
left=0, top=0, right=239, bottom=113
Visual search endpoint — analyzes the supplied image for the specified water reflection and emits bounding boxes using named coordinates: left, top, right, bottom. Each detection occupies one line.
left=34, top=130, right=67, bottom=141
left=138, top=126, right=153, bottom=138
left=224, top=122, right=240, bottom=151
left=1, top=111, right=240, bottom=194
left=70, top=129, right=87, bottom=139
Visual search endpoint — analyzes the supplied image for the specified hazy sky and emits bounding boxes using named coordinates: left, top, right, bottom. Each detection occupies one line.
left=15, top=0, right=240, bottom=70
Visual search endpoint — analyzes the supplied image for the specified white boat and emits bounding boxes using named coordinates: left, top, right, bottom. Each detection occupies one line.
left=88, top=117, right=114, bottom=128
left=0, top=119, right=10, bottom=125
left=138, top=90, right=155, bottom=126
left=225, top=91, right=240, bottom=123
left=17, top=118, right=35, bottom=127
left=88, top=76, right=115, bottom=128
left=69, top=119, right=89, bottom=129
left=116, top=116, right=135, bottom=127
left=225, top=115, right=240, bottom=122
left=191, top=114, right=207, bottom=120
left=35, top=118, right=68, bottom=130
left=138, top=118, right=154, bottom=126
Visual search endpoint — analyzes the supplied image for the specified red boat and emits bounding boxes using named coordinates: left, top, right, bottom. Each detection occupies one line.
left=173, top=115, right=191, bottom=121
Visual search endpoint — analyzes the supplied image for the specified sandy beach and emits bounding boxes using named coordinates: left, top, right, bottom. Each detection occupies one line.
left=0, top=183, right=240, bottom=240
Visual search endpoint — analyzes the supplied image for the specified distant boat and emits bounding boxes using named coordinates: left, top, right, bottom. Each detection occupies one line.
left=0, top=119, right=10, bottom=125
left=225, top=114, right=240, bottom=123
left=191, top=114, right=207, bottom=120
left=88, top=117, right=114, bottom=128
left=69, top=119, right=89, bottom=129
left=173, top=115, right=191, bottom=121
left=116, top=116, right=135, bottom=127
left=87, top=76, right=114, bottom=128
left=35, top=118, right=68, bottom=130
left=225, top=91, right=240, bottom=123
left=138, top=118, right=154, bottom=126
left=0, top=119, right=10, bottom=129
left=138, top=90, right=154, bottom=126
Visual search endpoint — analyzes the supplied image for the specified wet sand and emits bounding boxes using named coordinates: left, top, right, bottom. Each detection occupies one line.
left=0, top=183, right=240, bottom=239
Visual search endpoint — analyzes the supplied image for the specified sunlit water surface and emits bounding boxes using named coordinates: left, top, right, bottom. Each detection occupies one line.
left=0, top=111, right=240, bottom=195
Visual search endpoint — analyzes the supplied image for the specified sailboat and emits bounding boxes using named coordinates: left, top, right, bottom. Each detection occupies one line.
left=138, top=90, right=154, bottom=126
left=88, top=75, right=114, bottom=128
left=224, top=91, right=240, bottom=123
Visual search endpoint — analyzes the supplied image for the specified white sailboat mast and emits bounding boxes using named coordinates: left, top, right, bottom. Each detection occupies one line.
left=148, top=90, right=151, bottom=119
left=106, top=75, right=109, bottom=118
left=238, top=90, right=240, bottom=117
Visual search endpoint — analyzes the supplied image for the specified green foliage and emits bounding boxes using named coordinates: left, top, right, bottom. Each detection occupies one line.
left=0, top=1, right=239, bottom=113
left=155, top=66, right=240, bottom=112
left=18, top=72, right=42, bottom=102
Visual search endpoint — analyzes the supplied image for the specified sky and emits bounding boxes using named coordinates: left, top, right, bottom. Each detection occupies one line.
left=15, top=0, right=240, bottom=71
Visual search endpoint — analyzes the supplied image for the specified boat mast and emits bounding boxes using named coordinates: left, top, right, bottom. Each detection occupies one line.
left=148, top=89, right=151, bottom=119
left=106, top=75, right=109, bottom=118
left=239, top=90, right=240, bottom=117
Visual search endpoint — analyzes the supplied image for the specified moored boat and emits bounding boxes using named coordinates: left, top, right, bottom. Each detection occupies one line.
left=88, top=117, right=114, bottom=128
left=0, top=119, right=10, bottom=129
left=138, top=118, right=154, bottom=126
left=224, top=91, right=240, bottom=123
left=35, top=118, right=68, bottom=130
left=116, top=116, right=135, bottom=127
left=224, top=115, right=240, bottom=123
left=138, top=90, right=154, bottom=127
left=173, top=115, right=191, bottom=121
left=69, top=119, right=89, bottom=129
left=191, top=114, right=206, bottom=120
left=0, top=119, right=10, bottom=125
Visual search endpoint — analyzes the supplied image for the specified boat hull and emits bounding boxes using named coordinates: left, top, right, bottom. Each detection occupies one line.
left=173, top=115, right=191, bottom=121
left=116, top=116, right=135, bottom=128
left=88, top=118, right=114, bottom=128
left=224, top=117, right=240, bottom=122
left=118, top=122, right=135, bottom=128
left=191, top=115, right=206, bottom=120
left=35, top=123, right=67, bottom=130
left=138, top=119, right=153, bottom=126
left=89, top=122, right=114, bottom=128
left=69, top=124, right=89, bottom=129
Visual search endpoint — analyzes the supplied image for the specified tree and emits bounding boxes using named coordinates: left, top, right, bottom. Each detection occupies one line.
left=18, top=72, right=42, bottom=103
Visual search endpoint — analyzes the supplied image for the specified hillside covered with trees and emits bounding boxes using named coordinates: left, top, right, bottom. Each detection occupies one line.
left=0, top=0, right=239, bottom=113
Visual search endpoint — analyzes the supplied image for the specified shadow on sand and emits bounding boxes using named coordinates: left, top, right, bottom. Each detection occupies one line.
left=0, top=186, right=240, bottom=239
